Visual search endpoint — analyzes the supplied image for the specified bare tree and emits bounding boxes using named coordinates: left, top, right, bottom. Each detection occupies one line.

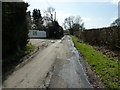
left=75, top=16, right=82, bottom=24
left=111, top=17, right=120, bottom=26
left=63, top=16, right=84, bottom=35
left=43, top=7, right=55, bottom=23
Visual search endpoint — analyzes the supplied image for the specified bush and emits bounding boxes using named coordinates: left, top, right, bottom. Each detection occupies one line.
left=46, top=21, right=64, bottom=39
left=80, top=26, right=120, bottom=51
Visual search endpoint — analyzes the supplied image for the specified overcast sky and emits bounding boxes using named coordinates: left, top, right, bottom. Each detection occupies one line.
left=24, top=0, right=119, bottom=29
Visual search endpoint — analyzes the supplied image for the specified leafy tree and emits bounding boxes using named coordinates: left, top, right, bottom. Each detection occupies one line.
left=32, top=9, right=43, bottom=30
left=42, top=7, right=64, bottom=39
left=2, top=2, right=29, bottom=58
left=72, top=23, right=81, bottom=31
left=46, top=21, right=64, bottom=39
left=27, top=11, right=32, bottom=29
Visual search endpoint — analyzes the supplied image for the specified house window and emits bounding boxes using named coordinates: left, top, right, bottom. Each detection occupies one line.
left=33, top=31, right=37, bottom=35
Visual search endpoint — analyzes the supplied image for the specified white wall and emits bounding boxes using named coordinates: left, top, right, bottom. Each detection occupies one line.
left=28, top=30, right=46, bottom=38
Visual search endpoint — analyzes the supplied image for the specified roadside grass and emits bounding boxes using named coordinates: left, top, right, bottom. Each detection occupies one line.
left=3, top=43, right=35, bottom=73
left=70, top=35, right=119, bottom=88
left=24, top=43, right=35, bottom=55
left=64, top=33, right=70, bottom=35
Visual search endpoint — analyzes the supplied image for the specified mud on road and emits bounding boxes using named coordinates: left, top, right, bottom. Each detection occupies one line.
left=3, top=36, right=93, bottom=88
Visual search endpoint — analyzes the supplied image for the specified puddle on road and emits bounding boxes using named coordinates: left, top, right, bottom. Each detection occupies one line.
left=58, top=36, right=93, bottom=88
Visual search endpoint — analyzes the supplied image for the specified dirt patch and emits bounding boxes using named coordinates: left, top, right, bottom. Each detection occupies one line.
left=79, top=53, right=106, bottom=88
left=92, top=46, right=118, bottom=61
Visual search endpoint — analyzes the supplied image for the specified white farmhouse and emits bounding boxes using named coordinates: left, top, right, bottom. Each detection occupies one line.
left=28, top=30, right=46, bottom=39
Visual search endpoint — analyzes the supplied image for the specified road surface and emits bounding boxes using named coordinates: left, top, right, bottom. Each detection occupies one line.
left=3, top=36, right=92, bottom=88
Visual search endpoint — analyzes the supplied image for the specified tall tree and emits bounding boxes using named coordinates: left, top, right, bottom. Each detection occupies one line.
left=43, top=7, right=55, bottom=24
left=46, top=21, right=64, bottom=39
left=43, top=7, right=64, bottom=39
left=32, top=9, right=43, bottom=30
left=63, top=16, right=84, bottom=35
left=2, top=2, right=29, bottom=58
left=64, top=16, right=75, bottom=29
left=27, top=11, right=32, bottom=29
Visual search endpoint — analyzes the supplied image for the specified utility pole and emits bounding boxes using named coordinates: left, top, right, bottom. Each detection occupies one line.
left=54, top=12, right=56, bottom=21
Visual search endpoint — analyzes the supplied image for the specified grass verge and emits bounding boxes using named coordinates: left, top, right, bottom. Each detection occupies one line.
left=24, top=43, right=35, bottom=55
left=70, top=35, right=119, bottom=88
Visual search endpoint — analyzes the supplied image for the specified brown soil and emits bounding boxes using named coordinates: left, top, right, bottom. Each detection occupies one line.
left=92, top=46, right=119, bottom=61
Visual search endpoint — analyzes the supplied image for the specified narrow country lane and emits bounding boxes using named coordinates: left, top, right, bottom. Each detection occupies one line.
left=48, top=36, right=92, bottom=88
left=3, top=36, right=92, bottom=88
left=3, top=40, right=60, bottom=88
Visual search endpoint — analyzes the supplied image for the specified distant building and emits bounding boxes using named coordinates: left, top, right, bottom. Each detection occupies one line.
left=28, top=30, right=46, bottom=39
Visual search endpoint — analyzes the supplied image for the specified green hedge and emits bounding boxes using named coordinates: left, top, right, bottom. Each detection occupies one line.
left=79, top=26, right=120, bottom=50
left=2, top=2, right=29, bottom=58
